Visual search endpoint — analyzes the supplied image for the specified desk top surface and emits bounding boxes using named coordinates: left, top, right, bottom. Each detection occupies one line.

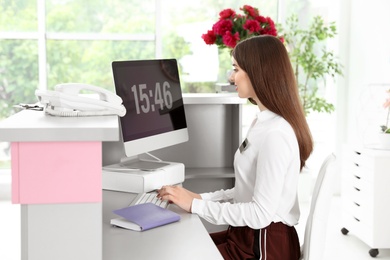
left=0, top=94, right=244, bottom=142
left=103, top=190, right=223, bottom=260
left=0, top=110, right=119, bottom=142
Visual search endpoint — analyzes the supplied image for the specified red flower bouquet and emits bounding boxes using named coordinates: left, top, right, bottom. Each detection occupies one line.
left=202, top=5, right=282, bottom=49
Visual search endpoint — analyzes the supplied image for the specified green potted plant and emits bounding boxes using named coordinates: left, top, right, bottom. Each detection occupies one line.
left=278, top=14, right=343, bottom=115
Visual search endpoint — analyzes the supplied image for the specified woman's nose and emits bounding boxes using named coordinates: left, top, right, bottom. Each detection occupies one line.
left=227, top=70, right=235, bottom=85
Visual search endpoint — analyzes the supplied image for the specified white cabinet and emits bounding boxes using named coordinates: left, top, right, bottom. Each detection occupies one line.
left=341, top=147, right=390, bottom=257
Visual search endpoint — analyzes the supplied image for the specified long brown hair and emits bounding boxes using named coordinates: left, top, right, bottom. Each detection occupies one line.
left=232, top=35, right=313, bottom=170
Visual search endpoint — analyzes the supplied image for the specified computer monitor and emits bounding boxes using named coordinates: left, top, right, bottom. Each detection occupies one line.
left=112, top=59, right=189, bottom=159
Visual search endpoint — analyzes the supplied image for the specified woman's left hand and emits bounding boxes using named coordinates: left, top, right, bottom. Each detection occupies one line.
left=156, top=186, right=201, bottom=213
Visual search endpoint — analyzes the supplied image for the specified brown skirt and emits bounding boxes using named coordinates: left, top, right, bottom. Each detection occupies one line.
left=210, top=222, right=301, bottom=260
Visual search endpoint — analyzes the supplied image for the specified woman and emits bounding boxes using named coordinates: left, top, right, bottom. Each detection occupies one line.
left=157, top=35, right=313, bottom=260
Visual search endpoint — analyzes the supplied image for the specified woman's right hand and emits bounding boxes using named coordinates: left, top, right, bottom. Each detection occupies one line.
left=156, top=185, right=201, bottom=212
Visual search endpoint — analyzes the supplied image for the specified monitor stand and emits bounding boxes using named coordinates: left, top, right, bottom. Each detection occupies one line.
left=102, top=154, right=185, bottom=193
left=119, top=157, right=170, bottom=171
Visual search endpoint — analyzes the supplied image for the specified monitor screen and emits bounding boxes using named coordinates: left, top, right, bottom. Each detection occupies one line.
left=112, top=59, right=189, bottom=158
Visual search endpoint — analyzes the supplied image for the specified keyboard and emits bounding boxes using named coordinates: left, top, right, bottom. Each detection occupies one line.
left=133, top=192, right=169, bottom=208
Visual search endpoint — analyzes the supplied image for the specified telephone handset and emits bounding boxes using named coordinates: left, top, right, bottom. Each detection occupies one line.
left=35, top=83, right=126, bottom=117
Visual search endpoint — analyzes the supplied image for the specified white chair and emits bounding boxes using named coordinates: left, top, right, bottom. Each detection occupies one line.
left=300, top=153, right=337, bottom=260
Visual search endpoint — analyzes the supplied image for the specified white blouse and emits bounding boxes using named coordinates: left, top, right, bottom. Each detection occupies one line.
left=191, top=109, right=301, bottom=229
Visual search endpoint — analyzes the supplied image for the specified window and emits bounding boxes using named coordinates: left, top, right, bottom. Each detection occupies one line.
left=0, top=0, right=341, bottom=173
left=0, top=0, right=280, bottom=119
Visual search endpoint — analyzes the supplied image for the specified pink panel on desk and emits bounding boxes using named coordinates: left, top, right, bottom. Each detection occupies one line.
left=12, top=142, right=102, bottom=204
left=11, top=143, right=20, bottom=203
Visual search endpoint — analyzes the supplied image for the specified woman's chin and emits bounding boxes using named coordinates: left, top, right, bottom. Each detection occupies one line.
left=237, top=92, right=246, bottom=99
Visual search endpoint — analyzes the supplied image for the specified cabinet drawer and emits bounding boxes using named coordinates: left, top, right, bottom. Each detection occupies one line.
left=343, top=161, right=374, bottom=185
left=351, top=150, right=375, bottom=169
left=342, top=183, right=373, bottom=206
left=343, top=197, right=373, bottom=227
left=341, top=174, right=373, bottom=199
left=347, top=163, right=374, bottom=184
left=342, top=212, right=374, bottom=247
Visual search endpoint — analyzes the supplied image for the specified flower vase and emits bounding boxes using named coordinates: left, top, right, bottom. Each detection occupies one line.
left=378, top=133, right=390, bottom=150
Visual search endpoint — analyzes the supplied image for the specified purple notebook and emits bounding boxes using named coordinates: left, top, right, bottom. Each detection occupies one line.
left=111, top=203, right=180, bottom=231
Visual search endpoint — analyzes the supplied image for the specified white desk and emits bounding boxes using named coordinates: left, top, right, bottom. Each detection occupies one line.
left=0, top=109, right=224, bottom=260
left=103, top=190, right=222, bottom=259
left=0, top=110, right=119, bottom=260
left=0, top=94, right=245, bottom=259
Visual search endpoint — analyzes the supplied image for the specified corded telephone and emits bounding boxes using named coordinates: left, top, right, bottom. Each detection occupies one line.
left=35, top=83, right=126, bottom=117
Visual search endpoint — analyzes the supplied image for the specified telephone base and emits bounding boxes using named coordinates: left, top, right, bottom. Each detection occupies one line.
left=102, top=160, right=185, bottom=193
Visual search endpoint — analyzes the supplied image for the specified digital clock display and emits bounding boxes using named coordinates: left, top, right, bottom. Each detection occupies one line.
left=112, top=59, right=187, bottom=142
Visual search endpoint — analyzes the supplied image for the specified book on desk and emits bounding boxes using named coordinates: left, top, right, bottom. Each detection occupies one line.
left=111, top=203, right=180, bottom=231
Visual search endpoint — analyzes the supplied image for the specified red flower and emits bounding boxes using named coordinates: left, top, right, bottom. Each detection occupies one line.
left=241, top=5, right=259, bottom=18
left=266, top=17, right=275, bottom=25
left=256, top=15, right=268, bottom=24
left=243, top=19, right=260, bottom=33
left=202, top=5, right=281, bottom=49
left=222, top=31, right=240, bottom=48
left=219, top=8, right=235, bottom=19
left=201, top=30, right=217, bottom=45
left=212, top=19, right=233, bottom=35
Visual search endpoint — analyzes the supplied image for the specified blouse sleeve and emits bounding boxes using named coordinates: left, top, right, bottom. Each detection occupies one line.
left=200, top=188, right=235, bottom=202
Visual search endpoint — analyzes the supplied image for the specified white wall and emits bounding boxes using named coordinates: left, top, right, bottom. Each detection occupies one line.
left=343, top=0, right=390, bottom=147
left=325, top=0, right=390, bottom=194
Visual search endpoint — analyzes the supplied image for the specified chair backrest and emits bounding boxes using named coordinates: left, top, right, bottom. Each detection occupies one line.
left=300, top=153, right=337, bottom=260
